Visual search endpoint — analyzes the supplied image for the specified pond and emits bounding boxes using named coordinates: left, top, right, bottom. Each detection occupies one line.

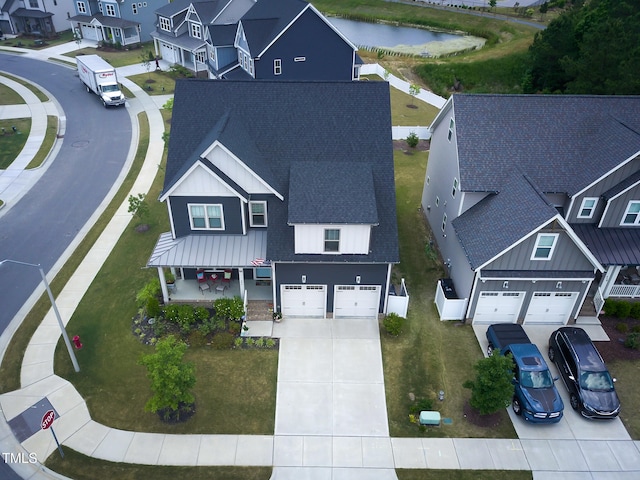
left=326, top=17, right=485, bottom=57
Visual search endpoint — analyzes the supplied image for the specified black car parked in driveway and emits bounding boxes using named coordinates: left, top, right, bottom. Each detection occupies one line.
left=548, top=327, right=620, bottom=420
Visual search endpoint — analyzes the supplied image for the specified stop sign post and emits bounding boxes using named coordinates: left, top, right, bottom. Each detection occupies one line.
left=41, top=410, right=64, bottom=458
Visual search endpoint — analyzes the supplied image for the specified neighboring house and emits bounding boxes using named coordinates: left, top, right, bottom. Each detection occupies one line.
left=150, top=0, right=361, bottom=80
left=1, top=0, right=71, bottom=37
left=150, top=0, right=255, bottom=75
left=68, top=0, right=156, bottom=47
left=147, top=80, right=399, bottom=320
left=423, top=94, right=640, bottom=325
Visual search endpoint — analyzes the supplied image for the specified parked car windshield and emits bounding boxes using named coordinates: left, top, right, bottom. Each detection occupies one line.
left=102, top=84, right=120, bottom=93
left=580, top=371, right=615, bottom=392
left=520, top=370, right=554, bottom=389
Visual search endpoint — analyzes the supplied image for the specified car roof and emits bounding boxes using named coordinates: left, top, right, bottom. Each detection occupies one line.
left=509, top=344, right=548, bottom=371
left=556, top=327, right=607, bottom=371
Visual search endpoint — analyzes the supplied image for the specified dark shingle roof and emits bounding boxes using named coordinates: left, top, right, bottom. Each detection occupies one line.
left=165, top=79, right=398, bottom=263
left=452, top=171, right=559, bottom=270
left=288, top=162, right=378, bottom=224
left=240, top=0, right=308, bottom=55
left=452, top=95, right=640, bottom=196
left=208, top=23, right=237, bottom=45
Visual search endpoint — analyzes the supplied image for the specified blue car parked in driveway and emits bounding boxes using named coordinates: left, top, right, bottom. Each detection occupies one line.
left=487, top=324, right=564, bottom=424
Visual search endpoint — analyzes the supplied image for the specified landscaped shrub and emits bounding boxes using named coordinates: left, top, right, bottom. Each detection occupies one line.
left=211, top=332, right=235, bottom=350
left=616, top=323, right=629, bottom=334
left=604, top=299, right=619, bottom=317
left=624, top=332, right=640, bottom=350
left=631, top=302, right=640, bottom=319
left=195, top=306, right=210, bottom=322
left=165, top=304, right=197, bottom=333
left=617, top=301, right=632, bottom=319
left=383, top=312, right=404, bottom=336
left=136, top=278, right=160, bottom=307
left=228, top=321, right=241, bottom=335
left=463, top=352, right=515, bottom=415
left=213, top=296, right=245, bottom=321
left=254, top=337, right=265, bottom=348
left=188, top=330, right=208, bottom=348
left=146, top=297, right=161, bottom=319
left=408, top=398, right=433, bottom=415
left=406, top=131, right=419, bottom=148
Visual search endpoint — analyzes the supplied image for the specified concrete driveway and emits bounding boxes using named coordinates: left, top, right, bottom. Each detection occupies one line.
left=473, top=323, right=631, bottom=442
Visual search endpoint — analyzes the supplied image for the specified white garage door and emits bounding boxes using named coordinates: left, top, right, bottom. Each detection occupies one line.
left=81, top=24, right=102, bottom=41
left=281, top=285, right=326, bottom=318
left=334, top=285, right=381, bottom=319
left=160, top=42, right=180, bottom=65
left=524, top=292, right=578, bottom=324
left=474, top=291, right=525, bottom=323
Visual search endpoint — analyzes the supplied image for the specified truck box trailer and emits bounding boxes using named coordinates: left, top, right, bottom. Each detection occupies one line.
left=76, top=55, right=125, bottom=107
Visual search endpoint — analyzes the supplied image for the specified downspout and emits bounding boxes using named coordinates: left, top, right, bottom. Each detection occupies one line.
left=383, top=263, right=392, bottom=314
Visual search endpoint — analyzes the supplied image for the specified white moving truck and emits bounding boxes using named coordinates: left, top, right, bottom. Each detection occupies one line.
left=76, top=55, right=126, bottom=107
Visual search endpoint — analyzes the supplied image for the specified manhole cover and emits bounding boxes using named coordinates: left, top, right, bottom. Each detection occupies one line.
left=72, top=141, right=89, bottom=148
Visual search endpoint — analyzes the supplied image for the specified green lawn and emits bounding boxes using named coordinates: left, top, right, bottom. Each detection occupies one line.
left=607, top=360, right=640, bottom=438
left=0, top=119, right=31, bottom=169
left=64, top=43, right=157, bottom=68
left=26, top=116, right=58, bottom=169
left=397, top=470, right=532, bottom=480
left=0, top=82, right=26, bottom=105
left=0, top=73, right=49, bottom=102
left=128, top=70, right=178, bottom=95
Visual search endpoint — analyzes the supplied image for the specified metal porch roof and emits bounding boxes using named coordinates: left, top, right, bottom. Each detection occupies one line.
left=148, top=230, right=267, bottom=268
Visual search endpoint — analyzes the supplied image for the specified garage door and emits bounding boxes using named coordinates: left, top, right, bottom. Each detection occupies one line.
left=524, top=292, right=578, bottom=324
left=474, top=291, right=525, bottom=323
left=281, top=285, right=326, bottom=318
left=334, top=285, right=381, bottom=319
left=160, top=42, right=178, bottom=64
left=81, top=24, right=102, bottom=41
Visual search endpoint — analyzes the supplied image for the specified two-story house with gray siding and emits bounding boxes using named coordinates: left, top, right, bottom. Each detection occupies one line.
left=68, top=0, right=151, bottom=46
left=423, top=94, right=640, bottom=325
left=147, top=79, right=399, bottom=320
left=1, top=0, right=71, bottom=37
left=150, top=0, right=361, bottom=80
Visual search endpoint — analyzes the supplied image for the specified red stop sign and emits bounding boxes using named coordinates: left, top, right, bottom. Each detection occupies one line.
left=41, top=410, right=55, bottom=430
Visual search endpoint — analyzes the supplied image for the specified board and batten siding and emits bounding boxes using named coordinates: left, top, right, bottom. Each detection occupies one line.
left=171, top=163, right=240, bottom=197
left=600, top=184, right=640, bottom=228
left=205, top=145, right=274, bottom=195
left=170, top=195, right=243, bottom=237
left=484, top=229, right=594, bottom=272
left=294, top=224, right=371, bottom=254
left=274, top=262, right=388, bottom=313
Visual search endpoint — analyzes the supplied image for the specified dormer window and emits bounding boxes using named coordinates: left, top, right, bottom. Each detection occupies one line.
left=249, top=201, right=267, bottom=227
left=578, top=197, right=598, bottom=218
left=190, top=23, right=201, bottom=39
left=159, top=16, right=170, bottom=32
left=531, top=233, right=558, bottom=260
left=77, top=1, right=86, bottom=13
left=105, top=3, right=115, bottom=16
left=324, top=229, right=340, bottom=252
left=621, top=201, right=640, bottom=225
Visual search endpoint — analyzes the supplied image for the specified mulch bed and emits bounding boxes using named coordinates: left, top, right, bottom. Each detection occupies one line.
left=463, top=400, right=503, bottom=428
left=594, top=316, right=640, bottom=363
left=393, top=139, right=430, bottom=153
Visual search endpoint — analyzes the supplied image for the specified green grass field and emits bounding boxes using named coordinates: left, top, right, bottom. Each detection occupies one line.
left=0, top=119, right=31, bottom=169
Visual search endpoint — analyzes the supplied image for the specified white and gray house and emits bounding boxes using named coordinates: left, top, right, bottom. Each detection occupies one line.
left=423, top=94, right=640, bottom=324
left=147, top=79, right=400, bottom=320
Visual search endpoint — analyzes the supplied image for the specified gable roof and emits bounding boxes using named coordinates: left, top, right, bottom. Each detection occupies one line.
left=450, top=95, right=640, bottom=196
left=452, top=171, right=561, bottom=270
left=165, top=79, right=398, bottom=263
left=288, top=162, right=378, bottom=224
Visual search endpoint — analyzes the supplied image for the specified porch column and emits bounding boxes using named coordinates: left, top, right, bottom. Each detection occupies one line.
left=158, top=266, right=169, bottom=303
left=239, top=267, right=245, bottom=296
left=601, top=265, right=621, bottom=298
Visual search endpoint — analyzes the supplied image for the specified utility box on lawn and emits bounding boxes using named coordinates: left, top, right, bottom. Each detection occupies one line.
left=419, top=410, right=441, bottom=426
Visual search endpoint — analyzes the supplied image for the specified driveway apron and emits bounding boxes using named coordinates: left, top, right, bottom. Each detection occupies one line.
left=273, top=317, right=389, bottom=438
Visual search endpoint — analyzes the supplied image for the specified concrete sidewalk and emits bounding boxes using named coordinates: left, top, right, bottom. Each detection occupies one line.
left=1, top=40, right=640, bottom=480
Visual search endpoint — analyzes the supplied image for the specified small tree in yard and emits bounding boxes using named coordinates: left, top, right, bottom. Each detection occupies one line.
left=139, top=335, right=196, bottom=421
left=406, top=131, right=419, bottom=149
left=408, top=83, right=421, bottom=107
left=128, top=193, right=149, bottom=224
left=463, top=351, right=514, bottom=415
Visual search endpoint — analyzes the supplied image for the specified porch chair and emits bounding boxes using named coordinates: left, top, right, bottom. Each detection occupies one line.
left=221, top=269, right=232, bottom=286
left=196, top=269, right=210, bottom=294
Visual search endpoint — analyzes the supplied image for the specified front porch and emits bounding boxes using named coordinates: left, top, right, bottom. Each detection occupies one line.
left=166, top=276, right=273, bottom=303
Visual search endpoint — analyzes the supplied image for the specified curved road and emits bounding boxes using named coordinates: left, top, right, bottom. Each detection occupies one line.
left=0, top=55, right=131, bottom=364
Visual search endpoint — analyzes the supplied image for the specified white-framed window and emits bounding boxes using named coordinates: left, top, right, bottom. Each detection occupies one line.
left=188, top=204, right=224, bottom=230
left=442, top=213, right=447, bottom=232
left=274, top=58, right=282, bottom=75
left=195, top=50, right=206, bottom=63
left=190, top=22, right=201, bottom=39
left=435, top=196, right=439, bottom=207
left=132, top=3, right=138, bottom=14
left=255, top=267, right=271, bottom=279
left=578, top=197, right=598, bottom=218
left=448, top=118, right=454, bottom=142
left=209, top=48, right=215, bottom=61
left=324, top=229, right=340, bottom=252
left=621, top=201, right=640, bottom=225
left=77, top=1, right=86, bottom=13
left=98, top=1, right=103, bottom=12
left=249, top=201, right=267, bottom=227
left=159, top=17, right=171, bottom=31
left=294, top=56, right=306, bottom=62
left=105, top=3, right=115, bottom=16
left=249, top=58, right=254, bottom=76
left=29, top=0, right=38, bottom=8
left=452, top=178, right=458, bottom=198
left=531, top=233, right=559, bottom=260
